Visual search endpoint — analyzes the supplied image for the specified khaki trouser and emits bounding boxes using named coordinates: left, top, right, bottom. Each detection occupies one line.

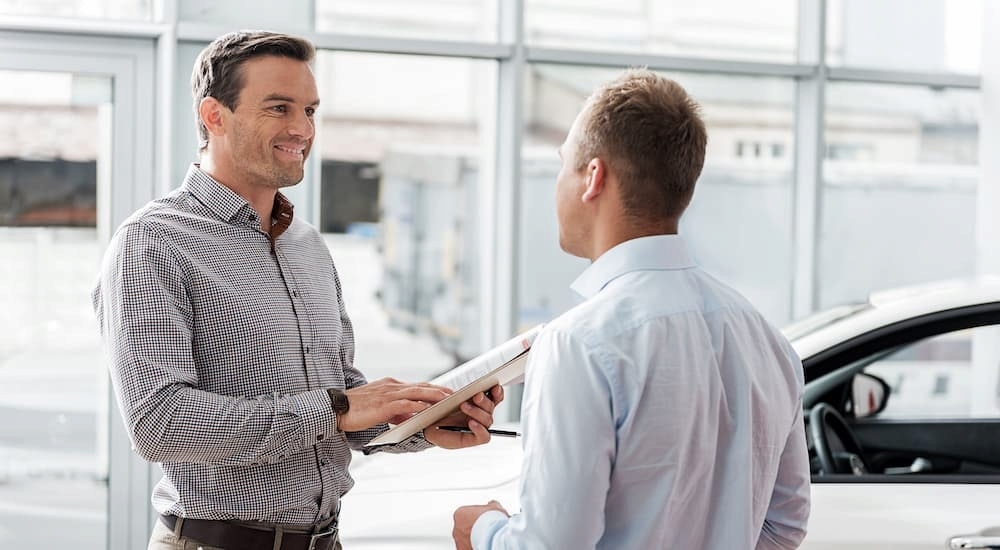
left=148, top=516, right=343, bottom=550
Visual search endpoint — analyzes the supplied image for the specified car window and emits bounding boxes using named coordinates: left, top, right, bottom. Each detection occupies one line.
left=863, top=325, right=1000, bottom=419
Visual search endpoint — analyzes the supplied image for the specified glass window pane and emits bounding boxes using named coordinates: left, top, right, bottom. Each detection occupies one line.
left=0, top=70, right=109, bottom=549
left=0, top=0, right=151, bottom=20
left=819, top=82, right=979, bottom=308
left=0, top=71, right=110, bottom=227
left=314, top=52, right=495, bottom=385
left=863, top=326, right=1000, bottom=419
left=525, top=0, right=797, bottom=63
left=520, top=65, right=796, bottom=327
left=826, top=0, right=984, bottom=74
left=315, top=0, right=498, bottom=42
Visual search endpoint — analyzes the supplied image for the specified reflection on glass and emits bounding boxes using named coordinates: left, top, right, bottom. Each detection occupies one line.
left=0, top=71, right=109, bottom=549
left=525, top=0, right=797, bottom=63
left=864, top=327, right=1000, bottom=419
left=519, top=65, right=796, bottom=326
left=0, top=71, right=112, bottom=228
left=314, top=51, right=494, bottom=382
left=819, top=82, right=979, bottom=308
left=826, top=0, right=984, bottom=74
left=0, top=0, right=151, bottom=20
left=315, top=0, right=498, bottom=42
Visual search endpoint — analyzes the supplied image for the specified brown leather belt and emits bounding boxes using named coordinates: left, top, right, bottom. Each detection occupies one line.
left=160, top=514, right=339, bottom=550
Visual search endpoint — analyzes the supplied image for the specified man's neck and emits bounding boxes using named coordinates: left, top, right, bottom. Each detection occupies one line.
left=587, top=217, right=678, bottom=262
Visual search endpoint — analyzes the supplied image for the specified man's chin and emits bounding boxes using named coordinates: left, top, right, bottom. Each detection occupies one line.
left=272, top=168, right=305, bottom=188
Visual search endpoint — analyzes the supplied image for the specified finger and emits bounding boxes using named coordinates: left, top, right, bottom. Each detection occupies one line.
left=414, top=381, right=455, bottom=395
left=392, top=385, right=452, bottom=404
left=489, top=385, right=504, bottom=405
left=460, top=401, right=494, bottom=429
left=425, top=424, right=468, bottom=449
left=466, top=418, right=491, bottom=443
left=471, top=391, right=495, bottom=413
left=386, top=400, right=432, bottom=419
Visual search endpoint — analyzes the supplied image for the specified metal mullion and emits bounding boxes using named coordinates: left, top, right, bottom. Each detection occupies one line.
left=827, top=66, right=980, bottom=89
left=155, top=3, right=178, bottom=198
left=526, top=45, right=814, bottom=78
left=177, top=21, right=514, bottom=60
left=977, top=2, right=1000, bottom=277
left=790, top=0, right=826, bottom=320
left=0, top=14, right=167, bottom=38
left=970, top=1, right=1000, bottom=415
left=0, top=31, right=159, bottom=550
left=486, top=0, right=525, bottom=421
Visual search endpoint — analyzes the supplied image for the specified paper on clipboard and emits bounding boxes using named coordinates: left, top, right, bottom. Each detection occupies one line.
left=365, top=325, right=544, bottom=447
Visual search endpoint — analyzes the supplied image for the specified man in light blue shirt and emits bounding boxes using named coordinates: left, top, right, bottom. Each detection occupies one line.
left=452, top=69, right=810, bottom=549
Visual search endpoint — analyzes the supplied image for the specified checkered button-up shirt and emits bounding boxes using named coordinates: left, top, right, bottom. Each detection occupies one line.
left=92, top=164, right=429, bottom=525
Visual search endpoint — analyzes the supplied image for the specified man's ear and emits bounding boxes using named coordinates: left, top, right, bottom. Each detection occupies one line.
left=581, top=158, right=606, bottom=203
left=198, top=97, right=227, bottom=140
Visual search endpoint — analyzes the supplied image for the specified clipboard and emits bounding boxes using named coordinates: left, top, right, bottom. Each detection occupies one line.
left=365, top=325, right=542, bottom=447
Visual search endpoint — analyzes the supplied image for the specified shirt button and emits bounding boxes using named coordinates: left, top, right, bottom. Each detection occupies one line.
left=305, top=346, right=311, bottom=353
left=320, top=459, right=330, bottom=467
left=317, top=434, right=324, bottom=441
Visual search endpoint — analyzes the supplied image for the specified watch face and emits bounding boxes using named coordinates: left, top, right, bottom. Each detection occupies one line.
left=331, top=390, right=350, bottom=414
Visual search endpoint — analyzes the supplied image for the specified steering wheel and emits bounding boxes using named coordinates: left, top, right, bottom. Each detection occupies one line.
left=809, top=403, right=870, bottom=475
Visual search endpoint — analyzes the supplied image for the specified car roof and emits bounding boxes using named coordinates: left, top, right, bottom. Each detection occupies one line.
left=788, top=277, right=1000, bottom=360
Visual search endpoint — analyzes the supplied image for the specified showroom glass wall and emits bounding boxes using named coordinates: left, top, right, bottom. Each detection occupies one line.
left=0, top=0, right=993, bottom=548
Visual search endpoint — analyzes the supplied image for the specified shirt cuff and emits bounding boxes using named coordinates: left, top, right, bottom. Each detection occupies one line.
left=360, top=426, right=433, bottom=455
left=471, top=510, right=510, bottom=549
left=289, top=388, right=338, bottom=446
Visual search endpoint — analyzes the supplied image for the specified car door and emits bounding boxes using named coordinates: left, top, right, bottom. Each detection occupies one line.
left=801, top=304, right=1000, bottom=549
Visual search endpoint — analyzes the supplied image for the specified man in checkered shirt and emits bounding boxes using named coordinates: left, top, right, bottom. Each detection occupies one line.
left=92, top=30, right=503, bottom=550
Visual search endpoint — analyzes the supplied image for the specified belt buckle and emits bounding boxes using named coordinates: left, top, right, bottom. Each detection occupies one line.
left=307, top=524, right=338, bottom=550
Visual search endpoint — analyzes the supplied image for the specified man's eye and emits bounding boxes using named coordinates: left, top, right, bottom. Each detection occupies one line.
left=270, top=105, right=287, bottom=113
left=305, top=107, right=316, bottom=118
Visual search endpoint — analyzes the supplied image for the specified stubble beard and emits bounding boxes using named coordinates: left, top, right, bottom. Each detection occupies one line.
left=232, top=122, right=308, bottom=189
left=266, top=162, right=305, bottom=189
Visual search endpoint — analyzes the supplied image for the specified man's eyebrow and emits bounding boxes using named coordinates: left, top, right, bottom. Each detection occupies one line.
left=262, top=94, right=320, bottom=106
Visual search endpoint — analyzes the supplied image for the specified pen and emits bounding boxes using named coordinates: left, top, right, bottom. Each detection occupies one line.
left=437, top=426, right=521, bottom=438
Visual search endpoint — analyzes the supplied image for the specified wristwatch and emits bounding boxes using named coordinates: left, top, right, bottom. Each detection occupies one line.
left=326, top=388, right=350, bottom=420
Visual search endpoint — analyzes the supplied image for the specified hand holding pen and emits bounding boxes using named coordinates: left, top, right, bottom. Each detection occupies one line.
left=423, top=384, right=511, bottom=448
left=435, top=387, right=521, bottom=438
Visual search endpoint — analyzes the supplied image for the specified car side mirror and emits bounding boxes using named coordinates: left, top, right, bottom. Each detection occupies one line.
left=847, top=372, right=890, bottom=419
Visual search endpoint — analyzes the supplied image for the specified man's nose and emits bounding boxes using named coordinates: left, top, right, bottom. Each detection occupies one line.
left=287, top=109, right=314, bottom=139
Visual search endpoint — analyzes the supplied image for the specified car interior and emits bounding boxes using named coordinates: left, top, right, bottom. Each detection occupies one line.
left=804, top=338, right=1000, bottom=483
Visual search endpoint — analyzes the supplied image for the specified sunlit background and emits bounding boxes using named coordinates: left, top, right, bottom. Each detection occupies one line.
left=0, top=0, right=996, bottom=548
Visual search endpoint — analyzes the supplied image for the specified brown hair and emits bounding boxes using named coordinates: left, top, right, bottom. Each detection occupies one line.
left=577, top=68, right=707, bottom=220
left=191, top=30, right=316, bottom=150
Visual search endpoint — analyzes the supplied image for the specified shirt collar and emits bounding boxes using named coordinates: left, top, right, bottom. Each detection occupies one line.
left=181, top=164, right=294, bottom=238
left=570, top=234, right=696, bottom=300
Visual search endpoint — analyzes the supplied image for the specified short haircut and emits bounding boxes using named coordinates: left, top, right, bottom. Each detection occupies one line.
left=191, top=30, right=316, bottom=150
left=577, top=68, right=707, bottom=220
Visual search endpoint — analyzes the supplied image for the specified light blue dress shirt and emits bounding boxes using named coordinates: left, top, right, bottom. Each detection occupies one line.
left=471, top=235, right=810, bottom=549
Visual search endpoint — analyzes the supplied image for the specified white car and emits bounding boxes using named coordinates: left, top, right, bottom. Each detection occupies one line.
left=340, top=279, right=1000, bottom=550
